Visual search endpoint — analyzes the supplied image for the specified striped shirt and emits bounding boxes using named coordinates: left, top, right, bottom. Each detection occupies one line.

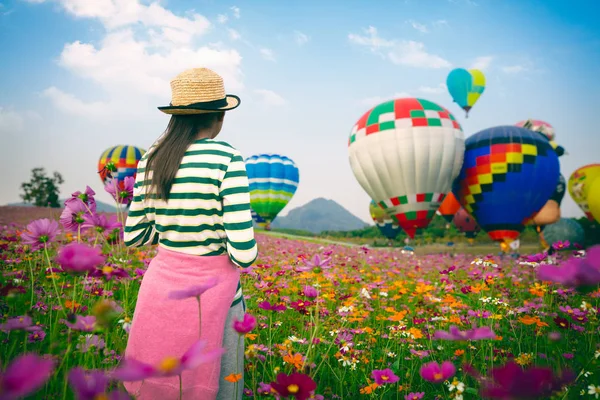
left=124, top=138, right=258, bottom=308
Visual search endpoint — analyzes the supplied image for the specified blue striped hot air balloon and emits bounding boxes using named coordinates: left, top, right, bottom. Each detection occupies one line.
left=245, top=154, right=299, bottom=228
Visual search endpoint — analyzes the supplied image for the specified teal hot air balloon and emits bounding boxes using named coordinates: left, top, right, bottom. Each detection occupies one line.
left=446, top=68, right=486, bottom=118
left=245, top=154, right=299, bottom=229
left=541, top=218, right=585, bottom=251
left=369, top=200, right=402, bottom=240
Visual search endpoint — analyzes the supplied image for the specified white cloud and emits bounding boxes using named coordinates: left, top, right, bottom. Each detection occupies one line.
left=42, top=87, right=114, bottom=119
left=254, top=89, right=287, bottom=106
left=348, top=26, right=451, bottom=69
left=230, top=6, right=240, bottom=19
left=228, top=28, right=241, bottom=41
left=432, top=19, right=449, bottom=27
left=470, top=56, right=493, bottom=70
left=217, top=14, right=228, bottom=24
left=502, top=65, right=527, bottom=74
left=259, top=47, right=276, bottom=61
left=360, top=92, right=411, bottom=108
left=418, top=83, right=446, bottom=94
left=0, top=107, right=41, bottom=135
left=294, top=31, right=309, bottom=46
left=408, top=20, right=428, bottom=34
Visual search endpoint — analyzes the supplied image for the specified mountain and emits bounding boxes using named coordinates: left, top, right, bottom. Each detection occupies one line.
left=7, top=199, right=119, bottom=213
left=271, top=198, right=369, bottom=233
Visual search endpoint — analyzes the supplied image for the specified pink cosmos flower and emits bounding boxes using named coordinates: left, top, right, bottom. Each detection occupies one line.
left=81, top=213, right=121, bottom=234
left=168, top=277, right=219, bottom=300
left=61, top=315, right=97, bottom=332
left=71, top=186, right=97, bottom=213
left=0, top=316, right=42, bottom=332
left=405, top=393, right=425, bottom=400
left=420, top=361, right=456, bottom=383
left=60, top=198, right=91, bottom=233
left=0, top=353, right=55, bottom=399
left=20, top=218, right=60, bottom=251
left=297, top=254, right=332, bottom=272
left=537, top=245, right=600, bottom=290
left=371, top=368, right=399, bottom=385
left=233, top=313, right=257, bottom=334
left=55, top=243, right=106, bottom=274
left=434, top=325, right=496, bottom=341
left=104, top=176, right=135, bottom=205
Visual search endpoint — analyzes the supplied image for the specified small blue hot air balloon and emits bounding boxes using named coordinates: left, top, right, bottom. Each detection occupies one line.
left=245, top=154, right=299, bottom=229
left=446, top=68, right=486, bottom=118
left=452, top=126, right=560, bottom=244
left=541, top=218, right=585, bottom=250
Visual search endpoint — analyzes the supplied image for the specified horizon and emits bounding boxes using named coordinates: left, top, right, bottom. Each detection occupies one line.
left=2, top=0, right=599, bottom=225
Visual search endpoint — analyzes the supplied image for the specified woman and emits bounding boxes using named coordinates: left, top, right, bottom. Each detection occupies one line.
left=122, top=68, right=258, bottom=399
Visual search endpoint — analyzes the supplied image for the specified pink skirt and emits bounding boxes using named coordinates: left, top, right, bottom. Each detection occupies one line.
left=123, top=246, right=241, bottom=399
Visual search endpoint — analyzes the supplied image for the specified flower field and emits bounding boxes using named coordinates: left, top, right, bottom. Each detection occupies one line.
left=1, top=193, right=600, bottom=399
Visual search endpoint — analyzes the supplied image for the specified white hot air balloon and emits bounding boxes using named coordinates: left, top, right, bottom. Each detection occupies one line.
left=348, top=97, right=465, bottom=238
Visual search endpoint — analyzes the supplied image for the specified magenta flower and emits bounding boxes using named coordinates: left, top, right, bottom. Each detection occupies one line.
left=60, top=198, right=92, bottom=232
left=71, top=186, right=97, bottom=213
left=68, top=367, right=130, bottom=400
left=81, top=213, right=121, bottom=234
left=297, top=254, right=332, bottom=272
left=0, top=316, right=42, bottom=332
left=104, top=176, right=135, bottom=205
left=537, top=245, right=600, bottom=290
left=552, top=240, right=570, bottom=250
left=233, top=313, right=257, bottom=335
left=28, top=330, right=46, bottom=343
left=55, top=243, right=106, bottom=274
left=111, top=339, right=225, bottom=380
left=20, top=218, right=60, bottom=251
left=168, top=277, right=219, bottom=300
left=420, top=361, right=456, bottom=383
left=405, top=393, right=425, bottom=400
left=371, top=368, right=399, bottom=385
left=434, top=325, right=496, bottom=341
left=270, top=372, right=317, bottom=400
left=258, top=301, right=287, bottom=312
left=303, top=285, right=319, bottom=298
left=61, top=315, right=97, bottom=332
left=0, top=353, right=55, bottom=399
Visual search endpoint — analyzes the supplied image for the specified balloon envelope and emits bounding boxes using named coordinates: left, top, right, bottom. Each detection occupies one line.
left=588, top=178, right=600, bottom=224
left=98, top=145, right=146, bottom=185
left=515, top=119, right=555, bottom=141
left=245, top=154, right=299, bottom=223
left=568, top=164, right=600, bottom=221
left=446, top=68, right=486, bottom=115
left=348, top=98, right=465, bottom=238
left=530, top=174, right=566, bottom=226
left=251, top=209, right=267, bottom=229
left=452, top=126, right=560, bottom=243
left=369, top=200, right=402, bottom=240
left=541, top=218, right=585, bottom=249
left=438, top=192, right=461, bottom=223
left=453, top=207, right=481, bottom=239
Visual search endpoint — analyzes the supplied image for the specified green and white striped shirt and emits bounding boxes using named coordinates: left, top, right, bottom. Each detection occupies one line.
left=124, top=138, right=258, bottom=308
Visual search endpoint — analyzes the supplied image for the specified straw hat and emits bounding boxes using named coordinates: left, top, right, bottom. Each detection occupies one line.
left=158, top=68, right=240, bottom=114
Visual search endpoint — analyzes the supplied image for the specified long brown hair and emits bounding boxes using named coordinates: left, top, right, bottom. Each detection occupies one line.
left=145, top=112, right=224, bottom=201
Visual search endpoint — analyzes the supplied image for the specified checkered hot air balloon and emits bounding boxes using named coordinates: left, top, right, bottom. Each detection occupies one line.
left=452, top=126, right=560, bottom=244
left=568, top=164, right=600, bottom=221
left=245, top=154, right=299, bottom=229
left=369, top=200, right=402, bottom=240
left=437, top=192, right=461, bottom=223
left=348, top=98, right=465, bottom=239
left=98, top=145, right=146, bottom=186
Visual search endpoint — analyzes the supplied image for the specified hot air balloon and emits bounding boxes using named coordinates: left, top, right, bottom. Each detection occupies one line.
left=446, top=68, right=485, bottom=117
left=369, top=200, right=402, bottom=240
left=348, top=97, right=465, bottom=238
left=540, top=218, right=585, bottom=251
left=437, top=192, right=461, bottom=223
left=528, top=174, right=566, bottom=227
left=251, top=209, right=267, bottom=229
left=568, top=164, right=600, bottom=221
left=588, top=177, right=600, bottom=225
left=515, top=119, right=555, bottom=141
left=98, top=145, right=146, bottom=185
left=453, top=207, right=480, bottom=242
left=245, top=154, right=299, bottom=230
left=452, top=126, right=560, bottom=244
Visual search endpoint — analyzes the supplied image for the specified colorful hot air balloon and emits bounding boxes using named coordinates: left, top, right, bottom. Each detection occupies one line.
left=437, top=192, right=461, bottom=223
left=515, top=119, right=555, bottom=141
left=245, top=154, right=299, bottom=229
left=369, top=200, right=402, bottom=240
left=98, top=145, right=146, bottom=185
left=529, top=174, right=566, bottom=227
left=568, top=164, right=600, bottom=221
left=446, top=68, right=485, bottom=117
left=453, top=207, right=481, bottom=239
left=452, top=126, right=560, bottom=244
left=540, top=218, right=585, bottom=251
left=588, top=178, right=600, bottom=225
left=348, top=97, right=465, bottom=238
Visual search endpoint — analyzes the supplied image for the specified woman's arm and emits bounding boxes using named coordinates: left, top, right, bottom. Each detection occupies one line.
left=124, top=161, right=159, bottom=248
left=220, top=151, right=258, bottom=267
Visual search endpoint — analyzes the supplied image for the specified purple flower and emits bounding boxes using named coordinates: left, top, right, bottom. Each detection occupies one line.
left=55, top=243, right=106, bottom=274
left=0, top=316, right=42, bottom=332
left=168, top=277, right=219, bottom=300
left=297, top=254, right=332, bottom=272
left=68, top=368, right=108, bottom=400
left=104, top=177, right=135, bottom=205
left=405, top=393, right=425, bottom=400
left=0, top=353, right=55, bottom=399
left=420, top=361, right=456, bottom=383
left=537, top=245, right=600, bottom=289
left=20, top=218, right=60, bottom=251
left=71, top=186, right=97, bottom=213
left=303, top=285, right=319, bottom=298
left=552, top=240, right=570, bottom=250
left=81, top=213, right=121, bottom=234
left=60, top=198, right=92, bottom=233
left=371, top=368, right=399, bottom=385
left=111, top=340, right=225, bottom=380
left=62, top=315, right=97, bottom=332
left=233, top=313, right=257, bottom=334
left=434, top=325, right=496, bottom=341
left=258, top=301, right=287, bottom=312
left=27, top=330, right=46, bottom=343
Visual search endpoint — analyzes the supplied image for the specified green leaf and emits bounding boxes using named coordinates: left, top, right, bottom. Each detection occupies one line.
left=466, top=387, right=479, bottom=395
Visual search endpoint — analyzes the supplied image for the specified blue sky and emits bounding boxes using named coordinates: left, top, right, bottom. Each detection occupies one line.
left=1, top=0, right=599, bottom=224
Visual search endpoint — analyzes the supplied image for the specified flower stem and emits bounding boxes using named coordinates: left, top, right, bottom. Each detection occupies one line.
left=234, top=334, right=242, bottom=400
left=179, top=374, right=183, bottom=400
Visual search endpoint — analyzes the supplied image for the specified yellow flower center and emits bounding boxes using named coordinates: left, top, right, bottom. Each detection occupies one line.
left=381, top=375, right=389, bottom=381
left=102, top=266, right=114, bottom=274
left=94, top=395, right=109, bottom=400
left=434, top=372, right=443, bottom=380
left=287, top=384, right=300, bottom=394
left=158, top=357, right=180, bottom=372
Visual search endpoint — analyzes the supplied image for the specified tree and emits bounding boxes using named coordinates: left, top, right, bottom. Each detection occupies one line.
left=20, top=167, right=64, bottom=208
